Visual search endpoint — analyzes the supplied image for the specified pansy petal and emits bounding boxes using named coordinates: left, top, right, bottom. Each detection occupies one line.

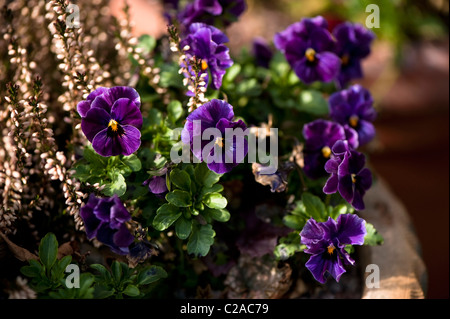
left=107, top=86, right=141, bottom=108
left=113, top=224, right=135, bottom=248
left=323, top=173, right=339, bottom=194
left=91, top=129, right=121, bottom=157
left=336, top=213, right=367, bottom=245
left=315, top=52, right=341, bottom=82
left=357, top=120, right=376, bottom=145
left=357, top=168, right=373, bottom=192
left=110, top=98, right=143, bottom=129
left=81, top=107, right=110, bottom=142
left=117, top=125, right=142, bottom=156
left=338, top=174, right=354, bottom=204
left=77, top=101, right=92, bottom=118
left=351, top=188, right=365, bottom=211
left=300, top=218, right=325, bottom=245
left=149, top=176, right=168, bottom=194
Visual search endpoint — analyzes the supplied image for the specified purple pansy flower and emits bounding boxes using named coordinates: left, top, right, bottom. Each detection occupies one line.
left=323, top=140, right=373, bottom=210
left=181, top=99, right=248, bottom=174
left=302, top=119, right=358, bottom=180
left=78, top=86, right=143, bottom=157
left=181, top=23, right=233, bottom=91
left=274, top=16, right=341, bottom=84
left=333, top=22, right=375, bottom=87
left=80, top=194, right=135, bottom=255
left=252, top=37, right=274, bottom=68
left=143, top=167, right=169, bottom=197
left=300, top=214, right=367, bottom=284
left=178, top=0, right=246, bottom=28
left=329, top=84, right=377, bottom=146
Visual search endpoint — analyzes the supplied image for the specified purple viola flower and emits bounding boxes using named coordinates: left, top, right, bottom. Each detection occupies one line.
left=78, top=86, right=143, bottom=157
left=143, top=167, right=169, bottom=197
left=323, top=140, right=373, bottom=210
left=252, top=37, right=274, bottom=68
left=329, top=84, right=377, bottom=146
left=300, top=214, right=367, bottom=284
left=80, top=194, right=135, bottom=255
left=302, top=119, right=358, bottom=180
left=333, top=22, right=375, bottom=87
left=178, top=0, right=246, bottom=28
left=274, top=16, right=341, bottom=84
left=181, top=23, right=233, bottom=91
left=181, top=99, right=248, bottom=174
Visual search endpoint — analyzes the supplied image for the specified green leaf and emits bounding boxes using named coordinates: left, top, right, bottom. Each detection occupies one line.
left=90, top=264, right=112, bottom=283
left=330, top=204, right=348, bottom=220
left=123, top=284, right=140, bottom=297
left=137, top=266, right=168, bottom=285
left=175, top=217, right=192, bottom=240
left=170, top=169, right=191, bottom=191
left=208, top=208, right=230, bottom=223
left=152, top=203, right=182, bottom=231
left=93, top=284, right=115, bottom=299
left=148, top=108, right=163, bottom=126
left=223, top=63, right=241, bottom=83
left=203, top=193, right=227, bottom=209
left=20, top=263, right=42, bottom=278
left=274, top=232, right=305, bottom=260
left=187, top=224, right=216, bottom=257
left=122, top=154, right=142, bottom=172
left=194, top=162, right=221, bottom=188
left=296, top=90, right=329, bottom=116
left=39, top=233, right=58, bottom=270
left=102, top=173, right=126, bottom=197
left=83, top=145, right=107, bottom=168
left=166, top=190, right=192, bottom=207
left=138, top=34, right=156, bottom=54
left=302, top=192, right=327, bottom=222
left=199, top=184, right=224, bottom=198
left=111, top=261, right=123, bottom=283
left=283, top=214, right=306, bottom=230
left=168, top=100, right=184, bottom=123
left=364, top=223, right=384, bottom=246
left=72, top=164, right=92, bottom=183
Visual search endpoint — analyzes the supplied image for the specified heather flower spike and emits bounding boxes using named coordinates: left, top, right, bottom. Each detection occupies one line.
left=323, top=140, right=373, bottom=210
left=78, top=86, right=143, bottom=157
left=300, top=214, right=367, bottom=284
left=333, top=22, right=375, bottom=87
left=80, top=194, right=135, bottom=255
left=302, top=119, right=358, bottom=180
left=274, top=16, right=341, bottom=84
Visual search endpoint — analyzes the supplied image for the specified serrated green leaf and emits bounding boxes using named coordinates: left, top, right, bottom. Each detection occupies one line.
left=194, top=162, right=221, bottom=188
left=175, top=217, right=192, bottom=240
left=302, top=192, right=327, bottom=222
left=168, top=100, right=184, bottom=123
left=102, top=173, right=126, bottom=197
left=203, top=193, right=227, bottom=209
left=137, top=266, right=168, bottom=285
left=364, top=223, right=384, bottom=246
left=122, top=154, right=142, bottom=172
left=166, top=190, right=192, bottom=207
left=152, top=203, right=182, bottom=231
left=170, top=169, right=191, bottom=191
left=123, top=284, right=140, bottom=297
left=187, top=224, right=216, bottom=257
left=39, top=233, right=58, bottom=271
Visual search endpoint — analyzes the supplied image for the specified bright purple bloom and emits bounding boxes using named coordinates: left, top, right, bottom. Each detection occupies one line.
left=178, top=0, right=246, bottom=28
left=181, top=99, right=248, bottom=174
left=274, top=16, right=341, bottom=84
left=143, top=167, right=169, bottom=197
left=300, top=214, right=366, bottom=284
left=333, top=22, right=375, bottom=87
left=252, top=37, right=273, bottom=68
left=181, top=23, right=233, bottom=90
left=78, top=86, right=143, bottom=157
left=323, top=140, right=372, bottom=210
left=302, top=119, right=358, bottom=180
left=329, top=84, right=377, bottom=146
left=80, top=194, right=134, bottom=255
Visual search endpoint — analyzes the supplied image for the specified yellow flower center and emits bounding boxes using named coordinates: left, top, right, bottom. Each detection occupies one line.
left=215, top=137, right=224, bottom=148
left=341, top=54, right=350, bottom=66
left=321, top=146, right=332, bottom=159
left=305, top=48, right=316, bottom=62
left=351, top=173, right=357, bottom=184
left=201, top=59, right=208, bottom=71
left=349, top=115, right=359, bottom=128
left=108, top=119, right=119, bottom=132
left=327, top=245, right=335, bottom=255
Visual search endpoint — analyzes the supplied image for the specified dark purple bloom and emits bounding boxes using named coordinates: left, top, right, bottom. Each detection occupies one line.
left=333, top=22, right=375, bottom=87
left=178, top=0, right=246, bottom=28
left=302, top=119, right=358, bottom=180
left=181, top=99, right=248, bottom=174
left=80, top=194, right=134, bottom=255
left=181, top=23, right=233, bottom=91
left=323, top=140, right=373, bottom=210
left=274, top=16, right=341, bottom=84
left=143, top=167, right=169, bottom=197
left=252, top=37, right=273, bottom=68
left=329, top=84, right=377, bottom=146
left=300, top=214, right=366, bottom=284
left=78, top=86, right=143, bottom=157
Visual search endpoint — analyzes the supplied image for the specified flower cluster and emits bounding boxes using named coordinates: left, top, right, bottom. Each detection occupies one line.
left=274, top=16, right=375, bottom=86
